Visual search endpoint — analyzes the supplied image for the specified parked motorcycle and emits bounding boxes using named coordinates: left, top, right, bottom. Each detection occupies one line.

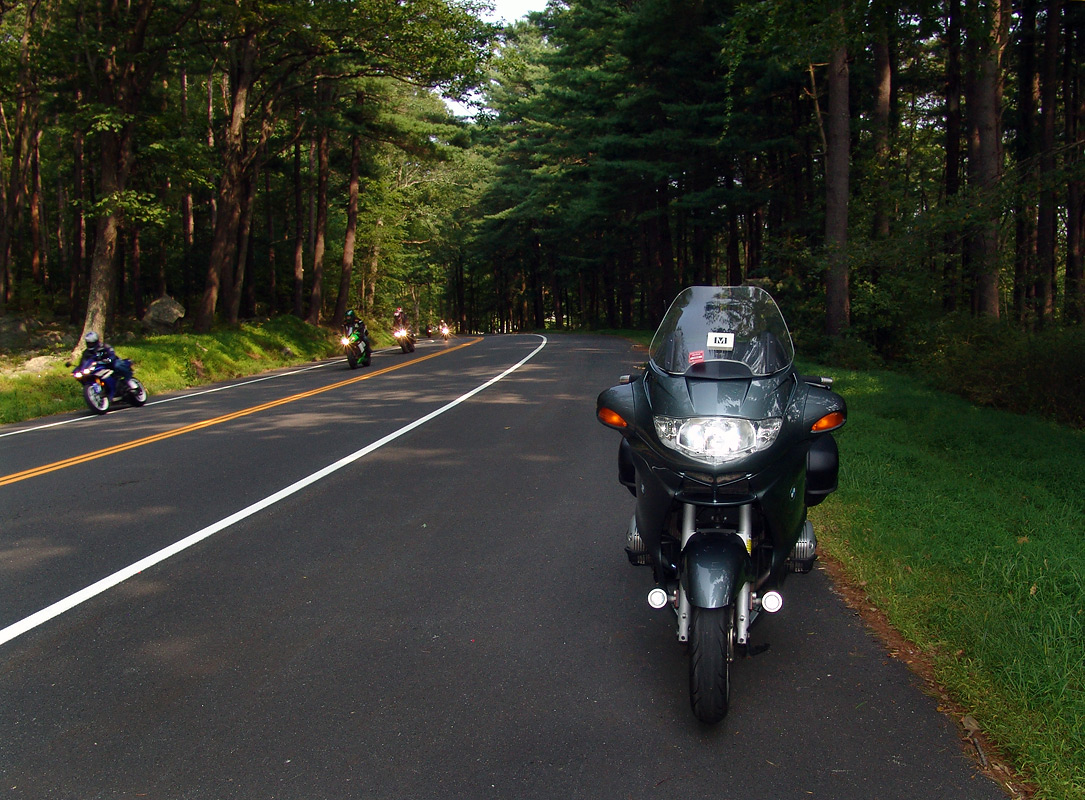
left=393, top=327, right=416, bottom=353
left=72, top=356, right=148, bottom=415
left=596, top=285, right=845, bottom=724
left=341, top=328, right=371, bottom=369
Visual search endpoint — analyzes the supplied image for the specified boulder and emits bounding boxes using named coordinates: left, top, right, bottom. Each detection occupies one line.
left=143, top=296, right=185, bottom=332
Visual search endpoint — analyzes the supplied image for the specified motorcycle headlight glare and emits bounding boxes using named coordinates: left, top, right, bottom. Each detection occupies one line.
left=653, top=416, right=782, bottom=464
left=340, top=336, right=350, bottom=346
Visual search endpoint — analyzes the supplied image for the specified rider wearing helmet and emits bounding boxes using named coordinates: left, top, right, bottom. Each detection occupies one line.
left=392, top=307, right=408, bottom=331
left=80, top=331, right=134, bottom=385
left=342, top=309, right=371, bottom=350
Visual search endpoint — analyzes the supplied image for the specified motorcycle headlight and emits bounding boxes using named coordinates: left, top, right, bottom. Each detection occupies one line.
left=340, top=336, right=350, bottom=346
left=653, top=416, right=782, bottom=464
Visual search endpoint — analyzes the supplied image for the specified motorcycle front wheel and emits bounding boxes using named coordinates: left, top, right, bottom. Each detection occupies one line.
left=83, top=382, right=111, bottom=414
left=688, top=604, right=735, bottom=724
left=347, top=347, right=360, bottom=369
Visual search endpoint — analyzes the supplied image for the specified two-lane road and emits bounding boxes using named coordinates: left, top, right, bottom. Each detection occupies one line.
left=1, top=335, right=1006, bottom=799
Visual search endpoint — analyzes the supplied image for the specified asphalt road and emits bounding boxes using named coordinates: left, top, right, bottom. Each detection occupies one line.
left=1, top=334, right=1007, bottom=800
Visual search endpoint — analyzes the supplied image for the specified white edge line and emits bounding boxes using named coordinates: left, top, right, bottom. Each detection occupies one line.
left=0, top=335, right=547, bottom=648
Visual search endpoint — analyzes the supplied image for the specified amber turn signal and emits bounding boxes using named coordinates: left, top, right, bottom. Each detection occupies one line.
left=598, top=407, right=628, bottom=428
left=811, top=411, right=846, bottom=432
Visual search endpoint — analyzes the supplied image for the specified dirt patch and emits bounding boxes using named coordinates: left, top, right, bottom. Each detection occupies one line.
left=817, top=550, right=1036, bottom=799
left=0, top=316, right=80, bottom=376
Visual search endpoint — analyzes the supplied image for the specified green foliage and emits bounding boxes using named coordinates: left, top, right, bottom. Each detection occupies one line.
left=811, top=364, right=1085, bottom=799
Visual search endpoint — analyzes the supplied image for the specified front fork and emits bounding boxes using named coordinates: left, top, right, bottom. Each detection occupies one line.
left=676, top=503, right=752, bottom=646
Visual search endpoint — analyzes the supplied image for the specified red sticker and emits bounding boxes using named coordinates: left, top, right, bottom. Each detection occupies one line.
left=689, top=350, right=705, bottom=364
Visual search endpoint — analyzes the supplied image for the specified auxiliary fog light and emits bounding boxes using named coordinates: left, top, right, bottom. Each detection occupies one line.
left=647, top=588, right=670, bottom=609
left=760, top=590, right=783, bottom=613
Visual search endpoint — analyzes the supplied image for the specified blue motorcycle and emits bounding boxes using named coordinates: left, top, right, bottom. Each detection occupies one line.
left=72, top=356, right=148, bottom=414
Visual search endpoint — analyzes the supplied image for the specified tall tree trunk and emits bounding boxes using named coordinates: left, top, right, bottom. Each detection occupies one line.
left=130, top=228, right=144, bottom=319
left=0, top=0, right=40, bottom=308
left=1034, top=0, right=1062, bottom=325
left=825, top=28, right=850, bottom=336
left=265, top=168, right=276, bottom=311
left=80, top=0, right=160, bottom=349
left=1013, top=0, right=1039, bottom=325
left=1067, top=0, right=1085, bottom=323
left=871, top=0, right=892, bottom=242
left=229, top=159, right=260, bottom=324
left=944, top=0, right=963, bottom=312
left=966, top=0, right=1008, bottom=318
left=306, top=116, right=330, bottom=326
left=69, top=99, right=86, bottom=323
left=333, top=131, right=361, bottom=327
left=196, top=32, right=258, bottom=332
left=180, top=65, right=195, bottom=303
left=30, top=128, right=44, bottom=288
left=292, top=107, right=305, bottom=318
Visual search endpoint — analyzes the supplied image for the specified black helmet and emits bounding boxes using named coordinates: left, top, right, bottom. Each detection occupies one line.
left=345, top=309, right=357, bottom=321
left=84, top=331, right=100, bottom=349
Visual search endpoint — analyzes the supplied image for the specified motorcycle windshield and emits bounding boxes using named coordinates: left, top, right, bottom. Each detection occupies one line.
left=649, top=286, right=794, bottom=377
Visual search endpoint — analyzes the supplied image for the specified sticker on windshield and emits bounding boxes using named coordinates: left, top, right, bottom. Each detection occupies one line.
left=689, top=350, right=705, bottom=365
left=708, top=332, right=735, bottom=350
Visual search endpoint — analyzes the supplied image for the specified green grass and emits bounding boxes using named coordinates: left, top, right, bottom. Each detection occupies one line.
left=808, top=364, right=1085, bottom=800
left=0, top=316, right=342, bottom=424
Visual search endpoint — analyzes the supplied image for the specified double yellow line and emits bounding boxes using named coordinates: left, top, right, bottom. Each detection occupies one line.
left=0, top=339, right=479, bottom=487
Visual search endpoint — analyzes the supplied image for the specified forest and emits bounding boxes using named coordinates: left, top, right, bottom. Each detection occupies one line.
left=1, top=0, right=1083, bottom=398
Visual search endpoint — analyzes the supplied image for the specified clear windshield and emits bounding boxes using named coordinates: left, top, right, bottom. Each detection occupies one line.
left=649, top=286, right=794, bottom=377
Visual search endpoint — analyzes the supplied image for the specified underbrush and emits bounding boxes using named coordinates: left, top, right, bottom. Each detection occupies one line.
left=917, top=319, right=1085, bottom=428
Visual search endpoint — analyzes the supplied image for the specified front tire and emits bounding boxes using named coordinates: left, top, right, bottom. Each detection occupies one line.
left=688, top=605, right=735, bottom=724
left=347, top=347, right=360, bottom=369
left=83, top=382, right=110, bottom=414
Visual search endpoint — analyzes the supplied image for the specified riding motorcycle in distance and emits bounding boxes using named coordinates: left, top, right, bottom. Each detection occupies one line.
left=596, top=285, right=846, bottom=724
left=393, top=326, right=416, bottom=353
left=440, top=323, right=451, bottom=341
left=72, top=356, right=148, bottom=415
left=341, top=329, right=371, bottom=369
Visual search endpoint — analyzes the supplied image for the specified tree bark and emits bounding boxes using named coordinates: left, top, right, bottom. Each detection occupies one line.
left=196, top=31, right=258, bottom=332
left=872, top=0, right=892, bottom=242
left=1013, top=0, right=1039, bottom=324
left=333, top=131, right=361, bottom=327
left=943, top=0, right=963, bottom=312
left=825, top=32, right=850, bottom=336
left=1034, top=0, right=1062, bottom=325
left=966, top=0, right=1008, bottom=318
left=292, top=109, right=306, bottom=318
left=305, top=113, right=330, bottom=326
left=1067, top=0, right=1085, bottom=323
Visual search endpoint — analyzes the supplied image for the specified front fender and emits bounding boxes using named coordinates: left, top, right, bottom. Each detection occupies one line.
left=682, top=534, right=749, bottom=609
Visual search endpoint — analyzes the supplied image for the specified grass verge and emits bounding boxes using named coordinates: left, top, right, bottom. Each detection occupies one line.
left=807, top=363, right=1084, bottom=800
left=0, top=316, right=343, bottom=424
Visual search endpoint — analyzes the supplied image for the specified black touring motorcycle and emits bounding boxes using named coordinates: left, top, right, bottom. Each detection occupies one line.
left=597, top=286, right=846, bottom=723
